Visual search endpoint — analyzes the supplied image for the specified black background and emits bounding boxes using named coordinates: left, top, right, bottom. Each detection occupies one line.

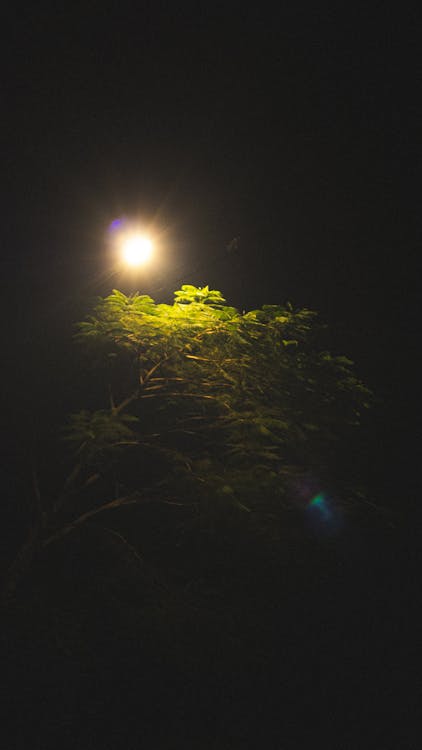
left=1, top=4, right=420, bottom=747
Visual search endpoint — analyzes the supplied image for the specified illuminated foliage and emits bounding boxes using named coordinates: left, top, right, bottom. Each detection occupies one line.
left=66, top=285, right=371, bottom=513
left=2, top=283, right=372, bottom=603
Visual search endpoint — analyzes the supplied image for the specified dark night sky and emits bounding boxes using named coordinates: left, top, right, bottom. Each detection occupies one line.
left=1, top=4, right=420, bottom=512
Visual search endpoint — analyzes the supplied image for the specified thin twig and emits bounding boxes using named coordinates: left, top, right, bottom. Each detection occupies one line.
left=98, top=525, right=144, bottom=564
left=44, top=494, right=144, bottom=547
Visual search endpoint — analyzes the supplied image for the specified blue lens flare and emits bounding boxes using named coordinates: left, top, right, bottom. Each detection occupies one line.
left=309, top=492, right=332, bottom=518
left=109, top=218, right=124, bottom=232
left=306, top=492, right=342, bottom=535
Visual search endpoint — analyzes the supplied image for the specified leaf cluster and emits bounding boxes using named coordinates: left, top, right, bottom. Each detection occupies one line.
left=67, top=285, right=371, bottom=512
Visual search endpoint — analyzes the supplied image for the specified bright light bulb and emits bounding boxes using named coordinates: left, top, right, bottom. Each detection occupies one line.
left=122, top=235, right=153, bottom=266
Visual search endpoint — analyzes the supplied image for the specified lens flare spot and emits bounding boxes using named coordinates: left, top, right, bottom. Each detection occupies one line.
left=309, top=492, right=332, bottom=518
left=307, top=492, right=341, bottom=536
left=109, top=218, right=124, bottom=231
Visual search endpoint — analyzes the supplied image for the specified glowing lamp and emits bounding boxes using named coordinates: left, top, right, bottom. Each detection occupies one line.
left=121, top=235, right=153, bottom=267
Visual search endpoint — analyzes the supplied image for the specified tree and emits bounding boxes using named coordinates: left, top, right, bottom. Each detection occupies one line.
left=2, top=283, right=370, bottom=600
left=65, top=284, right=370, bottom=511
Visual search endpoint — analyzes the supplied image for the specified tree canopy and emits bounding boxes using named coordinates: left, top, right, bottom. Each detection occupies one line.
left=64, top=284, right=370, bottom=523
left=2, top=281, right=373, bottom=665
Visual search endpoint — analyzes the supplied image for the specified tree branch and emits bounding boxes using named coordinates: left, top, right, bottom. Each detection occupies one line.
left=44, top=494, right=144, bottom=547
left=97, top=525, right=144, bottom=565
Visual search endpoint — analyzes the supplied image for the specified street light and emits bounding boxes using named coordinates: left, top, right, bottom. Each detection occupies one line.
left=121, top=234, right=153, bottom=267
left=109, top=219, right=154, bottom=269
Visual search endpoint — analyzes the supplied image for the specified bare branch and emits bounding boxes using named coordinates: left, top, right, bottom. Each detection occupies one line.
left=44, top=494, right=144, bottom=547
left=97, top=526, right=144, bottom=565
